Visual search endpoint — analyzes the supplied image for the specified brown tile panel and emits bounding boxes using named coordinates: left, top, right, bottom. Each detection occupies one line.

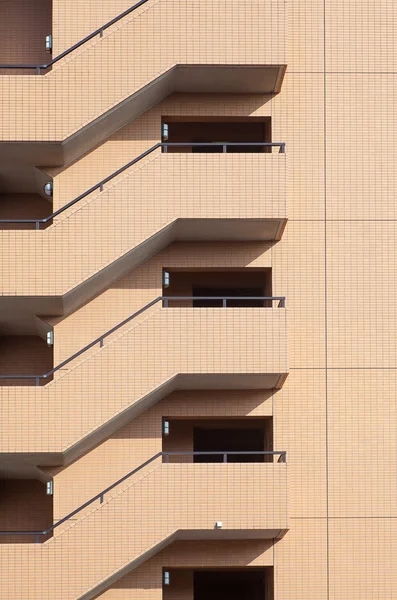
left=0, top=480, right=53, bottom=544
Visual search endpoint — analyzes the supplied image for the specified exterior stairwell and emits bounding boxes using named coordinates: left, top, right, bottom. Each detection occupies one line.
left=0, top=150, right=287, bottom=316
left=0, top=299, right=288, bottom=466
left=0, top=457, right=289, bottom=600
left=0, top=0, right=286, bottom=165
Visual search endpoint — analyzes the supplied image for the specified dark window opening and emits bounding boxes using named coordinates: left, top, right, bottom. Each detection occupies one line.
left=162, top=117, right=271, bottom=153
left=194, top=427, right=265, bottom=463
left=194, top=569, right=268, bottom=600
left=163, top=269, right=272, bottom=308
left=162, top=417, right=273, bottom=464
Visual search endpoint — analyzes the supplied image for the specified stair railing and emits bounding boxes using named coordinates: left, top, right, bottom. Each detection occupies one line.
left=0, top=0, right=151, bottom=74
left=0, top=450, right=287, bottom=543
left=0, top=295, right=286, bottom=386
left=0, top=142, right=286, bottom=229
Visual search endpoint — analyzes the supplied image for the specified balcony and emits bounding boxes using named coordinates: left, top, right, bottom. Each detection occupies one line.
left=0, top=298, right=287, bottom=461
left=0, top=147, right=287, bottom=321
left=0, top=455, right=288, bottom=598
left=162, top=417, right=276, bottom=464
left=0, top=0, right=286, bottom=163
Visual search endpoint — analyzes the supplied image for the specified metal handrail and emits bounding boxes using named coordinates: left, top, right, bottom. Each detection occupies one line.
left=0, top=451, right=287, bottom=542
left=0, top=0, right=151, bottom=74
left=0, top=142, right=286, bottom=229
left=0, top=295, right=286, bottom=385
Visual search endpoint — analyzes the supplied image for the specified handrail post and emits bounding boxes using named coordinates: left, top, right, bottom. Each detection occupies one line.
left=35, top=221, right=40, bottom=230
left=223, top=453, right=227, bottom=463
left=99, top=338, right=104, bottom=348
left=36, top=67, right=40, bottom=75
left=223, top=144, right=227, bottom=153
left=222, top=298, right=227, bottom=308
left=163, top=144, right=168, bottom=154
left=99, top=28, right=104, bottom=37
left=35, top=534, right=40, bottom=544
left=35, top=377, right=40, bottom=387
left=99, top=183, right=103, bottom=192
left=164, top=298, right=169, bottom=308
left=165, top=453, right=169, bottom=463
left=280, top=143, right=285, bottom=154
left=100, top=494, right=104, bottom=504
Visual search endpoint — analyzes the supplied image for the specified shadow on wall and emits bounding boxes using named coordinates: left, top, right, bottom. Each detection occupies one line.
left=94, top=540, right=274, bottom=596
left=0, top=336, right=53, bottom=386
left=110, top=242, right=275, bottom=290
left=0, top=0, right=52, bottom=72
left=112, top=389, right=276, bottom=440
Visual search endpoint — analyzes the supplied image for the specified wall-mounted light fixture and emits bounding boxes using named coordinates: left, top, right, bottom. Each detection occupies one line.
left=162, top=123, right=169, bottom=141
left=43, top=181, right=53, bottom=197
left=215, top=521, right=223, bottom=529
left=46, top=481, right=53, bottom=495
left=45, top=35, right=52, bottom=53
left=163, top=271, right=170, bottom=288
left=162, top=420, right=170, bottom=436
left=46, top=331, right=54, bottom=346
left=163, top=571, right=170, bottom=586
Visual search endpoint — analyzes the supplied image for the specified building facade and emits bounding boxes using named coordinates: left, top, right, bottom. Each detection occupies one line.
left=0, top=0, right=395, bottom=598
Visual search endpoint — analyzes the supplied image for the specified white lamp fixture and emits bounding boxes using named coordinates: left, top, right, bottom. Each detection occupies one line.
left=43, top=181, right=53, bottom=197
left=163, top=571, right=170, bottom=585
left=45, top=35, right=52, bottom=53
left=46, top=481, right=53, bottom=495
left=163, top=271, right=170, bottom=288
left=215, top=521, right=223, bottom=529
left=163, top=420, right=170, bottom=436
left=46, top=331, right=54, bottom=346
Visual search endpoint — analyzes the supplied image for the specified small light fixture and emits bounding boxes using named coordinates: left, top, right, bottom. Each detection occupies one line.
left=46, top=331, right=54, bottom=346
left=215, top=521, right=223, bottom=529
left=163, top=571, right=170, bottom=586
left=43, top=181, right=53, bottom=197
left=46, top=481, right=53, bottom=495
left=163, top=420, right=170, bottom=436
left=163, top=271, right=170, bottom=288
left=162, top=123, right=169, bottom=141
left=45, top=35, right=52, bottom=53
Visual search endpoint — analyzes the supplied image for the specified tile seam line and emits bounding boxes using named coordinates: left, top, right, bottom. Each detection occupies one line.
left=287, top=71, right=397, bottom=75
left=289, top=220, right=397, bottom=222
left=324, top=2, right=329, bottom=599
left=290, top=367, right=397, bottom=370
left=291, top=516, right=397, bottom=520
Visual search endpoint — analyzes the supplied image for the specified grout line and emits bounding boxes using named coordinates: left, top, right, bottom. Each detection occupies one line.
left=323, top=1, right=330, bottom=598
left=292, top=516, right=397, bottom=520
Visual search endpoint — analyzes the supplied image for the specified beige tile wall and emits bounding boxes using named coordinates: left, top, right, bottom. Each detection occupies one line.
left=0, top=463, right=288, bottom=599
left=0, top=0, right=286, bottom=141
left=0, top=151, right=286, bottom=298
left=98, top=539, right=273, bottom=599
left=52, top=390, right=274, bottom=521
left=0, top=306, right=287, bottom=454
left=1, top=0, right=397, bottom=597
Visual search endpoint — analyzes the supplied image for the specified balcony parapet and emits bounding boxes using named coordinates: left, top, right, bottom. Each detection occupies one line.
left=0, top=301, right=288, bottom=460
